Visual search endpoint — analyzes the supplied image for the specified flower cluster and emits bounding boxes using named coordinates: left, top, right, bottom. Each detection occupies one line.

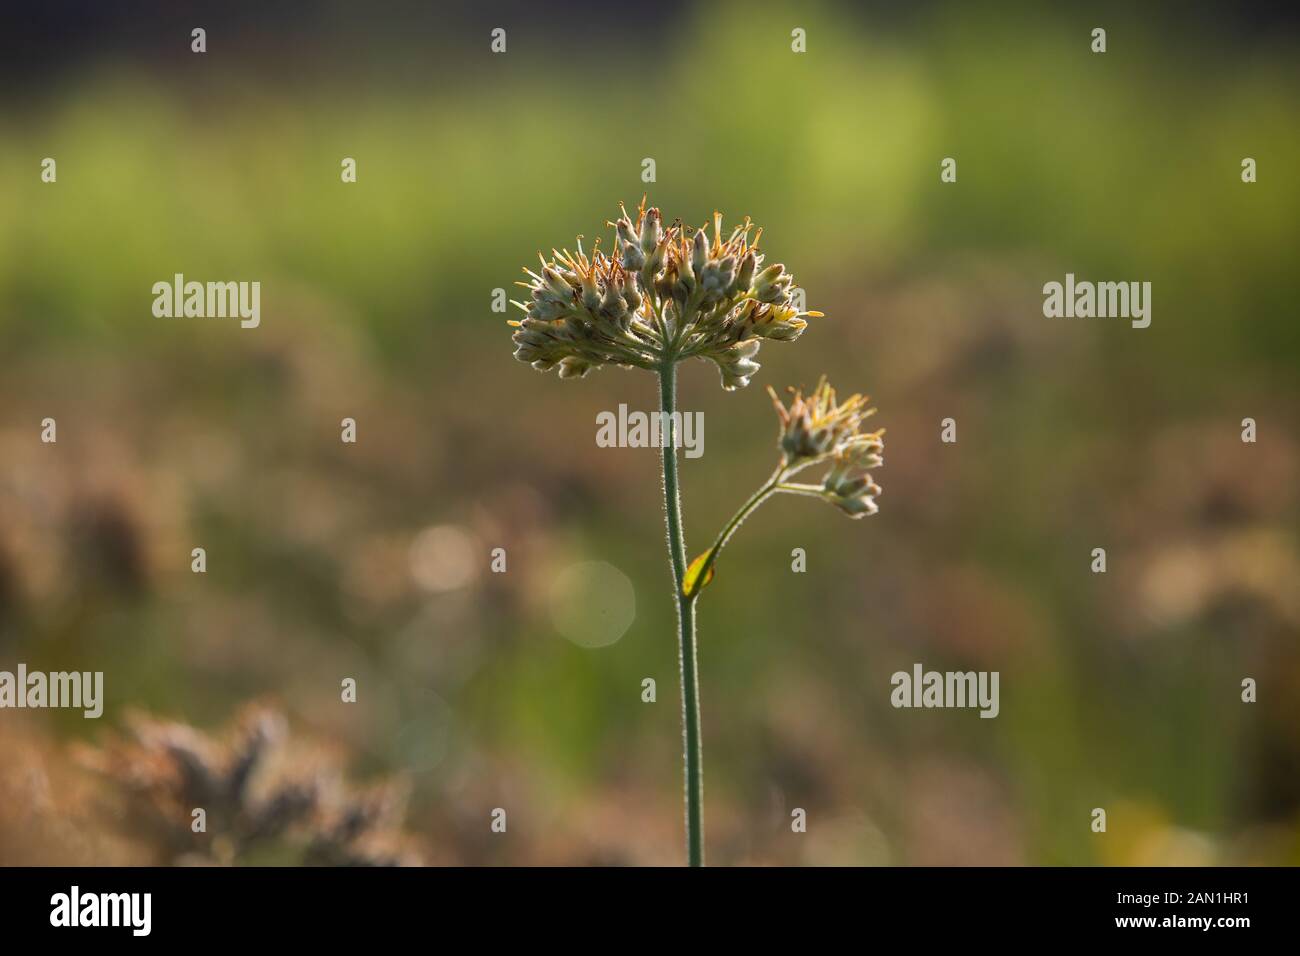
left=768, top=377, right=884, bottom=517
left=510, top=200, right=822, bottom=389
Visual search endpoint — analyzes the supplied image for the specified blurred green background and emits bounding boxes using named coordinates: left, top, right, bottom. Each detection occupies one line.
left=1, top=0, right=1297, bottom=865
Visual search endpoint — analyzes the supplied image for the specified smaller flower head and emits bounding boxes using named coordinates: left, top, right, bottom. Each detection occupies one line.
left=821, top=443, right=884, bottom=517
left=768, top=377, right=884, bottom=518
left=767, top=376, right=878, bottom=466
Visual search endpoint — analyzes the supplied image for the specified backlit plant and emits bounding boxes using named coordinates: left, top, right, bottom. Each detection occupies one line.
left=510, top=200, right=883, bottom=866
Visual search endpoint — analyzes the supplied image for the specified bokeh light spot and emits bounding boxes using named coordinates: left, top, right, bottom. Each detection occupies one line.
left=409, top=524, right=479, bottom=593
left=548, top=560, right=636, bottom=648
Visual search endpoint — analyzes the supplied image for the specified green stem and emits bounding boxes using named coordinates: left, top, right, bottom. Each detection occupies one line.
left=686, top=466, right=785, bottom=598
left=657, top=361, right=704, bottom=867
left=776, top=481, right=830, bottom=500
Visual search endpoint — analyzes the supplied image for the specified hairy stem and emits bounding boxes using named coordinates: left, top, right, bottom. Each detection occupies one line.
left=657, top=361, right=704, bottom=867
left=776, top=481, right=832, bottom=500
left=686, top=465, right=785, bottom=598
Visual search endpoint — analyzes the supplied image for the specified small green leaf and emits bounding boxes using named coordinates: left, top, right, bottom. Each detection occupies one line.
left=682, top=551, right=715, bottom=598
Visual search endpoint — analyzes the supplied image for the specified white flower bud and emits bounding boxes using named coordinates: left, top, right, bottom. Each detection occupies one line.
left=640, top=208, right=663, bottom=253
left=692, top=229, right=708, bottom=275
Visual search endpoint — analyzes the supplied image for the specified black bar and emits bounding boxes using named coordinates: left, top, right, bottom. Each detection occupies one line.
left=0, top=866, right=1290, bottom=941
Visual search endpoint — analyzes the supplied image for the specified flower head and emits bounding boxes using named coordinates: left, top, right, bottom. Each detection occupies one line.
left=767, top=376, right=879, bottom=464
left=510, top=200, right=822, bottom=389
left=768, top=377, right=884, bottom=518
left=821, top=446, right=884, bottom=517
